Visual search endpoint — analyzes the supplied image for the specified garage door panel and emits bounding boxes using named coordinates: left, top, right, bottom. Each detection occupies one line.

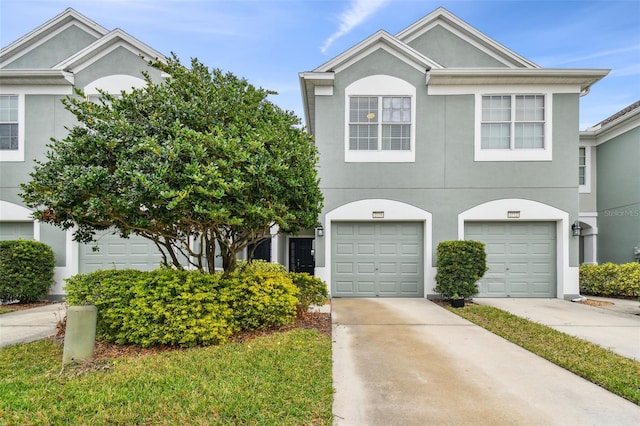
left=80, top=230, right=162, bottom=273
left=0, top=222, right=34, bottom=240
left=466, top=222, right=555, bottom=298
left=357, top=262, right=375, bottom=274
left=336, top=224, right=355, bottom=236
left=335, top=280, right=354, bottom=293
left=332, top=221, right=423, bottom=297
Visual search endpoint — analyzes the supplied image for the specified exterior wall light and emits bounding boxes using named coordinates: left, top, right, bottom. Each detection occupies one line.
left=316, top=225, right=324, bottom=237
left=571, top=220, right=582, bottom=237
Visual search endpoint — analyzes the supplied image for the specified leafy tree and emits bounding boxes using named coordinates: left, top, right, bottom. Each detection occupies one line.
left=21, top=55, right=323, bottom=275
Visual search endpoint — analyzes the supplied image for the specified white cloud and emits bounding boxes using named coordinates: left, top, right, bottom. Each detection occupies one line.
left=320, top=0, right=389, bottom=54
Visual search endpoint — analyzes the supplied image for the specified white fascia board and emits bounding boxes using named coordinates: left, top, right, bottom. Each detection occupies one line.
left=0, top=8, right=108, bottom=68
left=583, top=107, right=640, bottom=145
left=0, top=69, right=74, bottom=87
left=53, top=29, right=166, bottom=72
left=313, top=30, right=442, bottom=73
left=396, top=7, right=539, bottom=69
left=427, top=68, right=609, bottom=93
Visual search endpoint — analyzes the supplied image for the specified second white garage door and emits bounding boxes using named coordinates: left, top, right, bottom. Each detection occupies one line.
left=465, top=222, right=556, bottom=297
left=80, top=230, right=163, bottom=273
left=332, top=222, right=424, bottom=297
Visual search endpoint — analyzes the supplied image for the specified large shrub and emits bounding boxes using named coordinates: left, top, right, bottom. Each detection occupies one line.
left=580, top=263, right=640, bottom=297
left=65, top=269, right=233, bottom=347
left=435, top=240, right=487, bottom=299
left=222, top=262, right=299, bottom=331
left=0, top=240, right=55, bottom=302
left=289, top=272, right=329, bottom=313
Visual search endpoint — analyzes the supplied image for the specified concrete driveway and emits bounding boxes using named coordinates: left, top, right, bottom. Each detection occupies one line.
left=332, top=298, right=640, bottom=425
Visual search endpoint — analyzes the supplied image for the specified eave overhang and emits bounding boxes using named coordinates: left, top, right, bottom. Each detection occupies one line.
left=0, top=69, right=74, bottom=86
left=427, top=68, right=610, bottom=92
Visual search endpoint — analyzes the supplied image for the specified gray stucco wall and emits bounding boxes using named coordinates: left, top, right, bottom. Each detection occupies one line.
left=596, top=127, right=640, bottom=263
left=406, top=25, right=509, bottom=68
left=313, top=48, right=581, bottom=268
left=2, top=26, right=99, bottom=69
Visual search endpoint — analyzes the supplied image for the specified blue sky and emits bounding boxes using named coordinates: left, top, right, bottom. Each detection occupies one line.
left=1, top=0, right=638, bottom=130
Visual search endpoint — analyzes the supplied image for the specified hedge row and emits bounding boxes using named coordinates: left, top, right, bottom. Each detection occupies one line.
left=65, top=261, right=328, bottom=347
left=579, top=263, right=640, bottom=297
left=0, top=240, right=55, bottom=303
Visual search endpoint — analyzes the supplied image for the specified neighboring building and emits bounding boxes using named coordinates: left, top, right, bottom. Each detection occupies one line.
left=0, top=8, right=314, bottom=299
left=300, top=7, right=609, bottom=299
left=579, top=101, right=640, bottom=264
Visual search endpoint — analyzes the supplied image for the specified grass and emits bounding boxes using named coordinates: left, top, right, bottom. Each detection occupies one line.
left=0, top=306, right=14, bottom=314
left=0, top=329, right=332, bottom=425
left=447, top=304, right=640, bottom=405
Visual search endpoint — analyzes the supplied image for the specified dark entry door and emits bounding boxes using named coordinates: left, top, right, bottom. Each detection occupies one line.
left=289, top=238, right=315, bottom=275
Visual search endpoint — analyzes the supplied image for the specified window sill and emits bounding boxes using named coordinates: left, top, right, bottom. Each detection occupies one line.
left=345, top=150, right=415, bottom=163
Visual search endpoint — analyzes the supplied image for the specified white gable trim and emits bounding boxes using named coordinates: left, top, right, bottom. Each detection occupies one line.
left=53, top=29, right=165, bottom=73
left=314, top=30, right=442, bottom=74
left=0, top=9, right=107, bottom=68
left=396, top=7, right=538, bottom=69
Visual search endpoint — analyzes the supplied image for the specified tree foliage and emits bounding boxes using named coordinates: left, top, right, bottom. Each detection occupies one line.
left=21, top=55, right=323, bottom=274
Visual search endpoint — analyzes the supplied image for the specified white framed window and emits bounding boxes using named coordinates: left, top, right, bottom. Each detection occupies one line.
left=344, top=75, right=416, bottom=162
left=578, top=145, right=591, bottom=193
left=474, top=91, right=552, bottom=162
left=349, top=96, right=411, bottom=151
left=0, top=94, right=24, bottom=162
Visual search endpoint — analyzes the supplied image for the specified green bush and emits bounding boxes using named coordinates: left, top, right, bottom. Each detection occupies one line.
left=238, top=259, right=287, bottom=273
left=289, top=272, right=328, bottom=313
left=435, top=240, right=487, bottom=299
left=222, top=266, right=299, bottom=331
left=0, top=240, right=55, bottom=302
left=579, top=263, right=640, bottom=297
left=65, top=269, right=233, bottom=347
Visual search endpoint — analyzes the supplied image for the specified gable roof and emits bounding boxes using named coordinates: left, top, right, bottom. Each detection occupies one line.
left=0, top=8, right=165, bottom=76
left=313, top=30, right=443, bottom=74
left=53, top=28, right=165, bottom=73
left=581, top=100, right=640, bottom=144
left=395, top=7, right=538, bottom=69
left=0, top=8, right=108, bottom=68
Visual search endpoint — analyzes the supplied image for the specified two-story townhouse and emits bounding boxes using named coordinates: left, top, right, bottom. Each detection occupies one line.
left=0, top=8, right=168, bottom=298
left=300, top=7, right=609, bottom=299
left=579, top=100, right=640, bottom=265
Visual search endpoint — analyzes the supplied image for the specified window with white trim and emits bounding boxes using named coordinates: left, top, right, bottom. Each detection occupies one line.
left=344, top=75, right=416, bottom=163
left=481, top=94, right=545, bottom=150
left=578, top=145, right=591, bottom=193
left=349, top=96, right=411, bottom=151
left=0, top=95, right=18, bottom=151
left=474, top=91, right=552, bottom=162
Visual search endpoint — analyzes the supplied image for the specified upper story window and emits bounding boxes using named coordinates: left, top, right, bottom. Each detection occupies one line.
left=344, top=75, right=416, bottom=162
left=474, top=91, right=552, bottom=162
left=481, top=95, right=544, bottom=149
left=0, top=95, right=18, bottom=151
left=578, top=145, right=591, bottom=193
left=349, top=96, right=411, bottom=151
left=0, top=94, right=24, bottom=162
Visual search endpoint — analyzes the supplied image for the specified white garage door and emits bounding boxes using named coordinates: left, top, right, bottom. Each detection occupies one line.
left=465, top=222, right=556, bottom=297
left=332, top=222, right=423, bottom=297
left=80, top=230, right=162, bottom=273
left=0, top=222, right=33, bottom=241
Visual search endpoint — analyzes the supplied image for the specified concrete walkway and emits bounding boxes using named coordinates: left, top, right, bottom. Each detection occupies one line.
left=0, top=302, right=66, bottom=348
left=332, top=298, right=640, bottom=425
left=476, top=297, right=640, bottom=360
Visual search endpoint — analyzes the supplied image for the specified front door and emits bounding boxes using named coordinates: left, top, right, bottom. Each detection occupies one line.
left=289, top=238, right=315, bottom=274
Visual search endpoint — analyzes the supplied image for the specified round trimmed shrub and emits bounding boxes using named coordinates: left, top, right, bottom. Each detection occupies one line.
left=0, top=240, right=55, bottom=302
left=435, top=240, right=487, bottom=299
left=289, top=272, right=328, bottom=313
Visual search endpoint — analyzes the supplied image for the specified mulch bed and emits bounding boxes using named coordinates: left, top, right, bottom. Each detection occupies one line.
left=51, top=310, right=331, bottom=363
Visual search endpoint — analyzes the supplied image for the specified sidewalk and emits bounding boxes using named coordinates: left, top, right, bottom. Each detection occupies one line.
left=0, top=303, right=66, bottom=348
left=475, top=297, right=640, bottom=360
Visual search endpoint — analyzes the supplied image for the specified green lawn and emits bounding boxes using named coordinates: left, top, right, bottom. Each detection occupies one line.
left=447, top=304, right=640, bottom=405
left=0, top=329, right=332, bottom=425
